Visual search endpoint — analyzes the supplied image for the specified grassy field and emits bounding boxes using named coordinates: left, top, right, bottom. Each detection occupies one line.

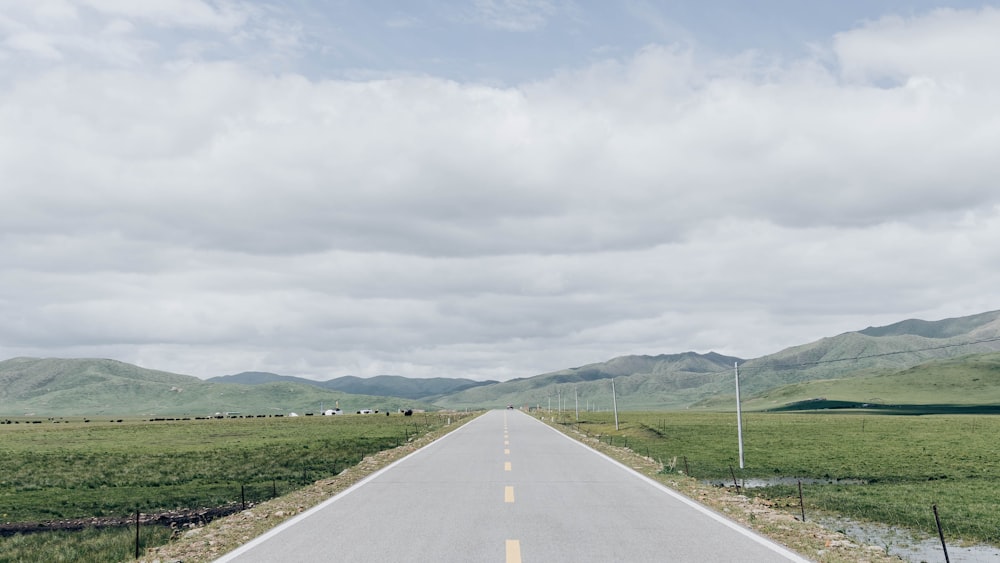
left=1, top=413, right=470, bottom=562
left=0, top=413, right=454, bottom=524
left=0, top=527, right=174, bottom=563
left=551, top=410, right=1000, bottom=546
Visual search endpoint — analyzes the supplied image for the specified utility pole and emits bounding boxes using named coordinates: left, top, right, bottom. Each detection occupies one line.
left=575, top=386, right=579, bottom=421
left=735, top=361, right=745, bottom=469
left=611, top=378, right=620, bottom=431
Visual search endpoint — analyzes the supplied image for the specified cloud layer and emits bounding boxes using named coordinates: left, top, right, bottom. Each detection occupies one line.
left=3, top=3, right=1000, bottom=380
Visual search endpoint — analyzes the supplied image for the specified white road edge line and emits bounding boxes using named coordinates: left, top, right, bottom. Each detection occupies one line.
left=211, top=413, right=484, bottom=562
left=529, top=411, right=812, bottom=563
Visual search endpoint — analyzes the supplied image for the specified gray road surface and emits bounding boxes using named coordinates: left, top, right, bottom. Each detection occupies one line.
left=215, top=409, right=809, bottom=562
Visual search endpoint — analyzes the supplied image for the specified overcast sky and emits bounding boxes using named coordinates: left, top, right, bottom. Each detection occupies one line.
left=3, top=1, right=1000, bottom=381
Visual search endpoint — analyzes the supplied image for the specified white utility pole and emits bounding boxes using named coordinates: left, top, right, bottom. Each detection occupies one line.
left=575, top=386, right=579, bottom=421
left=735, top=361, right=745, bottom=469
left=611, top=378, right=620, bottom=431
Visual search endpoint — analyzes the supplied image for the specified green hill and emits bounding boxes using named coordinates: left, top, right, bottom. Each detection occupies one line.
left=432, top=352, right=741, bottom=410
left=5, top=310, right=1000, bottom=415
left=741, top=352, right=1000, bottom=411
left=435, top=310, right=1000, bottom=410
left=322, top=374, right=497, bottom=400
left=208, top=372, right=496, bottom=400
left=0, top=358, right=434, bottom=416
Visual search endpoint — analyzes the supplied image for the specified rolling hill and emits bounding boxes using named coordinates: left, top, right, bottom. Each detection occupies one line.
left=4, top=309, right=1000, bottom=415
left=0, top=358, right=434, bottom=416
left=431, top=351, right=742, bottom=410
left=208, top=372, right=496, bottom=400
left=717, top=309, right=1000, bottom=406
left=741, top=352, right=1000, bottom=412
left=434, top=310, right=1000, bottom=410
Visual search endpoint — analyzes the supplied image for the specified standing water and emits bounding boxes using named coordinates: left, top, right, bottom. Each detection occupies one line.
left=818, top=516, right=1000, bottom=563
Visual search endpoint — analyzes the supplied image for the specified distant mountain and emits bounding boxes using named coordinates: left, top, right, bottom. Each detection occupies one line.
left=322, top=375, right=496, bottom=400
left=208, top=372, right=496, bottom=400
left=6, top=310, right=1000, bottom=415
left=0, top=358, right=433, bottom=416
left=432, top=352, right=742, bottom=410
left=857, top=310, right=1000, bottom=339
left=740, top=352, right=1000, bottom=411
left=0, top=357, right=200, bottom=415
left=433, top=310, right=1000, bottom=410
left=731, top=309, right=1000, bottom=400
left=208, top=371, right=327, bottom=388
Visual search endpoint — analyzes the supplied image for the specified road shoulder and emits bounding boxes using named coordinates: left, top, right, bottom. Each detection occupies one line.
left=537, top=415, right=902, bottom=563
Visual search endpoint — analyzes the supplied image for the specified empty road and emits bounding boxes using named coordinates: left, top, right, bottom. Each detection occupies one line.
left=215, top=409, right=808, bottom=562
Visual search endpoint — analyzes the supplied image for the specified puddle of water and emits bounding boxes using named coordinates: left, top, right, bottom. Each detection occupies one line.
left=702, top=476, right=866, bottom=488
left=818, top=516, right=1000, bottom=563
left=697, top=477, right=1000, bottom=561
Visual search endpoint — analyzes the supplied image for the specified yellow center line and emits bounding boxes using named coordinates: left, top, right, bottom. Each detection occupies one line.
left=504, top=439, right=509, bottom=446
left=504, top=448, right=510, bottom=455
left=504, top=461, right=512, bottom=471
left=506, top=539, right=522, bottom=563
left=504, top=486, right=515, bottom=503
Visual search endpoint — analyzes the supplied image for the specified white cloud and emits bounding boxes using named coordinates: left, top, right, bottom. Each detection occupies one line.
left=0, top=0, right=305, bottom=72
left=834, top=7, right=1000, bottom=87
left=4, top=31, right=65, bottom=59
left=468, top=0, right=558, bottom=32
left=3, top=5, right=1000, bottom=380
left=80, top=0, right=248, bottom=31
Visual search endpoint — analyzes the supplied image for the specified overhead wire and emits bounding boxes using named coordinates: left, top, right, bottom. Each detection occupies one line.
left=707, top=334, right=1000, bottom=376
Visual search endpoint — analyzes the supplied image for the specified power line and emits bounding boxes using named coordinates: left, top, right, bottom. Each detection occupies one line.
left=716, top=335, right=1000, bottom=376
left=754, top=335, right=1000, bottom=371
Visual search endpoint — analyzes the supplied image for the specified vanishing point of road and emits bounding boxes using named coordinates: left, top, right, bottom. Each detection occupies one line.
left=215, top=409, right=809, bottom=562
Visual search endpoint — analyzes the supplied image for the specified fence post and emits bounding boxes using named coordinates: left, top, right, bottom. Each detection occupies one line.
left=241, top=484, right=246, bottom=510
left=798, top=481, right=806, bottom=522
left=729, top=465, right=741, bottom=494
left=134, top=510, right=140, bottom=559
left=683, top=456, right=690, bottom=476
left=933, top=504, right=950, bottom=563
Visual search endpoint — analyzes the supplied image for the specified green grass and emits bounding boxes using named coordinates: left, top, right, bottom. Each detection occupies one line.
left=553, top=410, right=1000, bottom=545
left=0, top=413, right=468, bottom=561
left=0, top=414, right=452, bottom=523
left=740, top=352, right=1000, bottom=411
left=0, top=526, right=174, bottom=563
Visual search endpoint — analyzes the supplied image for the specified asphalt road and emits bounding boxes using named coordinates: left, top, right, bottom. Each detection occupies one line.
left=215, top=409, right=809, bottom=562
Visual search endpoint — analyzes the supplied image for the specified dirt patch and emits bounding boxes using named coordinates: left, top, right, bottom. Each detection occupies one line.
left=0, top=506, right=240, bottom=537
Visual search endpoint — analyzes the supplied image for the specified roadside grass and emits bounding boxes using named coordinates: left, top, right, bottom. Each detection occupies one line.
left=0, top=413, right=460, bottom=560
left=0, top=527, right=173, bottom=563
left=552, top=410, right=1000, bottom=546
left=0, top=414, right=445, bottom=522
